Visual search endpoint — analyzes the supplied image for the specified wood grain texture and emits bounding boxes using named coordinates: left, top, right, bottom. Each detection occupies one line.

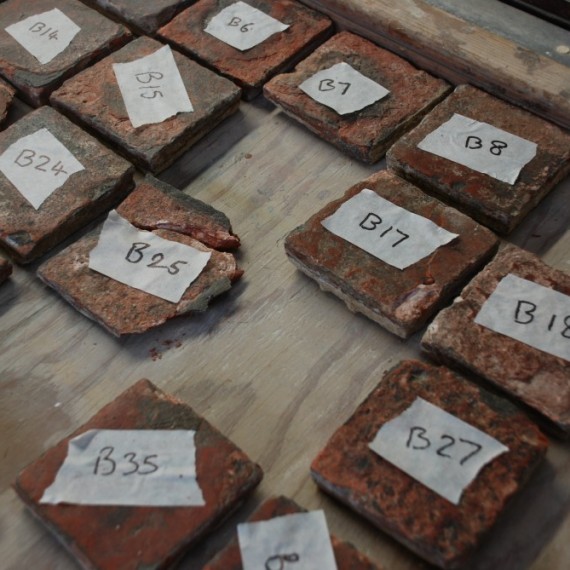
left=1, top=90, right=570, bottom=570
left=301, top=0, right=570, bottom=129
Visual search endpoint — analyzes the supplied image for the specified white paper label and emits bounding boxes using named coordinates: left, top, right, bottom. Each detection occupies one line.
left=369, top=398, right=508, bottom=505
left=204, top=1, right=289, bottom=51
left=238, top=511, right=338, bottom=570
left=475, top=273, right=570, bottom=361
left=40, top=429, right=205, bottom=506
left=417, top=114, right=537, bottom=184
left=0, top=128, right=85, bottom=209
left=5, top=8, right=80, bottom=65
left=89, top=211, right=211, bottom=303
left=112, top=45, right=193, bottom=128
left=321, top=188, right=458, bottom=270
left=299, top=62, right=389, bottom=115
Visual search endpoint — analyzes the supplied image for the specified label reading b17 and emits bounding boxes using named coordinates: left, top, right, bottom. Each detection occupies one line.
left=321, top=188, right=458, bottom=269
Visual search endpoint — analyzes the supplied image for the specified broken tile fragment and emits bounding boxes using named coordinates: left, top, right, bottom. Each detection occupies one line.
left=50, top=36, right=241, bottom=173
left=387, top=84, right=570, bottom=234
left=203, top=495, right=383, bottom=570
left=0, top=0, right=131, bottom=106
left=264, top=31, right=451, bottom=162
left=158, top=0, right=333, bottom=100
left=311, top=359, right=548, bottom=569
left=422, top=243, right=570, bottom=437
left=14, top=378, right=263, bottom=570
left=0, top=78, right=15, bottom=129
left=0, top=256, right=12, bottom=284
left=284, top=170, right=498, bottom=338
left=0, top=106, right=134, bottom=264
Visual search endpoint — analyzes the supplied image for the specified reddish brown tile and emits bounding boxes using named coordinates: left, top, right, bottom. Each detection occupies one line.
left=0, top=255, right=12, bottom=284
left=0, top=78, right=15, bottom=128
left=311, top=359, right=548, bottom=569
left=387, top=84, right=570, bottom=234
left=158, top=0, right=333, bottom=100
left=14, top=379, right=263, bottom=570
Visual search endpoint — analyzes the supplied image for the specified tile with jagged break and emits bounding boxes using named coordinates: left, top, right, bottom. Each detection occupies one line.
left=13, top=379, right=263, bottom=570
left=311, top=360, right=548, bottom=569
left=0, top=256, right=12, bottom=284
left=0, top=0, right=131, bottom=106
left=387, top=84, right=570, bottom=234
left=158, top=0, right=333, bottom=100
left=284, top=170, right=498, bottom=338
left=0, top=106, right=134, bottom=264
left=264, top=32, right=451, bottom=163
left=50, top=36, right=241, bottom=173
left=422, top=244, right=570, bottom=437
left=0, top=78, right=15, bottom=129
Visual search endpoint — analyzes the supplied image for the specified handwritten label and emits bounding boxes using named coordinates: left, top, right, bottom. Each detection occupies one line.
left=112, top=45, right=193, bottom=128
left=0, top=128, right=85, bottom=209
left=204, top=1, right=289, bottom=51
left=417, top=114, right=537, bottom=184
left=321, top=188, right=458, bottom=270
left=238, top=511, right=338, bottom=570
left=40, top=429, right=205, bottom=506
left=89, top=210, right=211, bottom=303
left=5, top=8, right=80, bottom=65
left=475, top=273, right=570, bottom=361
left=299, top=62, right=389, bottom=115
left=369, top=397, right=508, bottom=504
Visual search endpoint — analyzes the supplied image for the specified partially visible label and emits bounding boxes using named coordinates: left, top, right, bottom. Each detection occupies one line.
left=112, top=45, right=193, bottom=128
left=5, top=8, right=80, bottom=65
left=475, top=273, right=570, bottom=361
left=417, top=113, right=537, bottom=184
left=321, top=188, right=458, bottom=270
left=238, top=511, right=338, bottom=570
left=299, top=62, right=389, bottom=115
left=40, top=429, right=206, bottom=506
left=0, top=128, right=84, bottom=209
left=204, top=1, right=289, bottom=51
left=369, top=397, right=508, bottom=505
left=89, top=210, right=211, bottom=303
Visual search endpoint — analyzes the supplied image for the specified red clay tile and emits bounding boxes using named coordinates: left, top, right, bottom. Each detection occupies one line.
left=0, top=106, right=134, bottom=264
left=50, top=36, right=241, bottom=173
left=204, top=495, right=383, bottom=570
left=264, top=31, right=451, bottom=163
left=0, top=256, right=12, bottom=284
left=284, top=170, right=498, bottom=338
left=14, top=379, right=263, bottom=570
left=0, top=78, right=15, bottom=128
left=158, top=0, right=333, bottom=100
left=422, top=244, right=570, bottom=437
left=0, top=0, right=131, bottom=107
left=311, top=359, right=548, bottom=569
left=387, top=84, right=570, bottom=234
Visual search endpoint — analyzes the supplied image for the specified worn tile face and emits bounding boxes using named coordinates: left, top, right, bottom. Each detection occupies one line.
left=284, top=170, right=498, bottom=338
left=0, top=106, right=134, bottom=264
left=311, top=360, right=548, bottom=569
left=422, top=244, right=570, bottom=437
left=158, top=0, right=333, bottom=100
left=81, top=0, right=196, bottom=34
left=387, top=84, right=570, bottom=234
left=50, top=36, right=241, bottom=173
left=203, top=496, right=383, bottom=570
left=264, top=31, right=451, bottom=163
left=37, top=176, right=243, bottom=335
left=0, top=0, right=131, bottom=106
left=0, top=78, right=15, bottom=128
left=14, top=379, right=263, bottom=570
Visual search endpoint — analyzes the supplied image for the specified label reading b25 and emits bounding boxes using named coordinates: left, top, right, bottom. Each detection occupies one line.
left=125, top=241, right=188, bottom=275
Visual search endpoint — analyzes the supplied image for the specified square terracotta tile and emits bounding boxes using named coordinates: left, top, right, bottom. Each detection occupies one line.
left=50, top=36, right=241, bottom=173
left=311, top=359, right=548, bottom=569
left=0, top=0, right=131, bottom=106
left=204, top=495, right=383, bottom=570
left=264, top=31, right=451, bottom=163
left=37, top=176, right=243, bottom=335
left=284, top=170, right=498, bottom=338
left=0, top=106, right=134, bottom=264
left=158, top=0, right=333, bottom=100
left=14, top=379, right=263, bottom=570
left=387, top=84, right=570, bottom=234
left=422, top=243, right=570, bottom=437
left=0, top=77, right=15, bottom=128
